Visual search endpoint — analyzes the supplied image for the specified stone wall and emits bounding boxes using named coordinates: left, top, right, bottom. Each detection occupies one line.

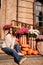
left=0, top=9, right=1, bottom=38
left=18, top=0, right=34, bottom=24
left=1, top=0, right=16, bottom=39
left=0, top=0, right=34, bottom=39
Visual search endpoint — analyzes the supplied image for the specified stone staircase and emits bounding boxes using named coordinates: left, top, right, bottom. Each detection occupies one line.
left=0, top=39, right=4, bottom=48
left=0, top=40, right=43, bottom=65
left=0, top=39, right=13, bottom=56
left=0, top=39, right=17, bottom=65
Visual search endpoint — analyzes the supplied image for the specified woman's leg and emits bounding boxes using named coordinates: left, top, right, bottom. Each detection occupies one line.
left=14, top=44, right=24, bottom=56
left=14, top=44, right=21, bottom=52
left=2, top=47, right=21, bottom=64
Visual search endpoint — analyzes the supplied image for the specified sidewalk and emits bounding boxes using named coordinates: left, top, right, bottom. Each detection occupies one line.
left=0, top=54, right=43, bottom=65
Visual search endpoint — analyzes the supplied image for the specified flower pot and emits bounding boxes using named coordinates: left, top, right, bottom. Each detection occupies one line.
left=37, top=41, right=43, bottom=55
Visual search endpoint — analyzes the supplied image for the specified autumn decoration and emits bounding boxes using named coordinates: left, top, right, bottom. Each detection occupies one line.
left=21, top=50, right=27, bottom=55
left=15, top=38, right=20, bottom=43
left=28, top=29, right=40, bottom=38
left=21, top=44, right=30, bottom=48
left=32, top=50, right=39, bottom=55
left=16, top=27, right=29, bottom=35
left=22, top=48, right=29, bottom=51
left=27, top=49, right=33, bottom=55
left=3, top=24, right=12, bottom=30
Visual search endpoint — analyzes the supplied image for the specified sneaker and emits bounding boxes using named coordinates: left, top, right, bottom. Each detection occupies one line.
left=18, top=52, right=24, bottom=56
left=19, top=57, right=27, bottom=65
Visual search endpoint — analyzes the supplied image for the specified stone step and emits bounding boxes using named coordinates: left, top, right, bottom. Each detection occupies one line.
left=0, top=54, right=13, bottom=60
left=0, top=39, right=4, bottom=42
left=0, top=59, right=18, bottom=65
left=0, top=39, right=4, bottom=48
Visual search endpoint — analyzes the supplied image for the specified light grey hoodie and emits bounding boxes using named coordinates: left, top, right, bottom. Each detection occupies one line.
left=2, top=34, right=16, bottom=49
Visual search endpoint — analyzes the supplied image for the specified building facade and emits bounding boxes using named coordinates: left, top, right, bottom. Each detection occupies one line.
left=0, top=0, right=43, bottom=39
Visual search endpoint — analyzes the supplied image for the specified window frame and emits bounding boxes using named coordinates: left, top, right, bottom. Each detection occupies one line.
left=34, top=1, right=43, bottom=34
left=34, top=1, right=43, bottom=27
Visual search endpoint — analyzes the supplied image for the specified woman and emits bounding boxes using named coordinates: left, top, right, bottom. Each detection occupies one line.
left=2, top=27, right=26, bottom=64
left=10, top=27, right=24, bottom=56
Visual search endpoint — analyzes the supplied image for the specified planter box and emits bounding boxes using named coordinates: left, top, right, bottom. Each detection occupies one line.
left=37, top=41, right=43, bottom=55
left=29, top=37, right=36, bottom=50
left=19, top=35, right=27, bottom=45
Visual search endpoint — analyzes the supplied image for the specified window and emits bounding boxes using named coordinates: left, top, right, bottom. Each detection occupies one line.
left=34, top=1, right=43, bottom=27
left=39, top=11, right=43, bottom=21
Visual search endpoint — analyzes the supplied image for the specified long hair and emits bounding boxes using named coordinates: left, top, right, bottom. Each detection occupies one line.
left=7, top=28, right=11, bottom=35
left=12, top=27, right=16, bottom=36
left=7, top=27, right=16, bottom=36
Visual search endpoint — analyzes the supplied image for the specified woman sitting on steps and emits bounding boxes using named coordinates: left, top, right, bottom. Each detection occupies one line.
left=2, top=26, right=27, bottom=64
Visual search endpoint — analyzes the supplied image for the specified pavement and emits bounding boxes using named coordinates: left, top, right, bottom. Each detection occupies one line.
left=0, top=54, right=43, bottom=65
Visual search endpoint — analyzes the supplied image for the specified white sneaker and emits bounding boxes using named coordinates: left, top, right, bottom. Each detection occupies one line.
left=19, top=57, right=27, bottom=65
left=18, top=52, right=24, bottom=56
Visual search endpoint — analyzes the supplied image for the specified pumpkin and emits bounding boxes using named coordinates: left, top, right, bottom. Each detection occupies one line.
left=21, top=51, right=27, bottom=55
left=33, top=50, right=39, bottom=55
left=21, top=44, right=30, bottom=48
left=22, top=48, right=29, bottom=51
left=27, top=49, right=33, bottom=55
left=15, top=38, right=19, bottom=43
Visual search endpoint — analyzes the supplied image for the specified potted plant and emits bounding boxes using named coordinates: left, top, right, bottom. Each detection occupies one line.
left=3, top=24, right=12, bottom=30
left=16, top=27, right=29, bottom=45
left=28, top=29, right=40, bottom=38
left=36, top=35, right=43, bottom=55
left=28, top=29, right=40, bottom=50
